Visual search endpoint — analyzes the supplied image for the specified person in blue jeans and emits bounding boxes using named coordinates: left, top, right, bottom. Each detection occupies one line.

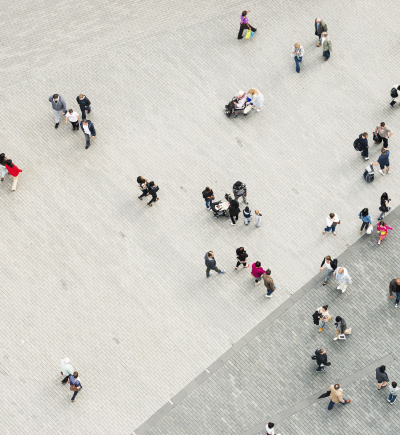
left=358, top=208, right=372, bottom=233
left=388, top=382, right=399, bottom=404
left=328, top=384, right=351, bottom=410
left=69, top=371, right=83, bottom=402
left=202, top=187, right=215, bottom=210
left=389, top=278, right=400, bottom=308
left=291, top=43, right=304, bottom=73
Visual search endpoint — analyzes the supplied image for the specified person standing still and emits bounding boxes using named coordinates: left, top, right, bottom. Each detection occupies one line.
left=291, top=43, right=304, bottom=73
left=389, top=278, right=400, bottom=307
left=205, top=251, right=225, bottom=278
left=315, top=18, right=327, bottom=46
left=378, top=192, right=391, bottom=220
left=61, top=358, right=74, bottom=384
left=247, top=88, right=264, bottom=112
left=335, top=267, right=352, bottom=293
left=243, top=206, right=252, bottom=225
left=254, top=210, right=262, bottom=227
left=49, top=94, right=67, bottom=129
left=76, top=94, right=91, bottom=119
left=358, top=132, right=369, bottom=160
left=323, top=213, right=340, bottom=235
left=263, top=269, right=276, bottom=297
left=202, top=187, right=215, bottom=210
left=374, top=122, right=393, bottom=148
left=320, top=255, right=338, bottom=286
left=388, top=382, right=399, bottom=404
left=251, top=261, right=265, bottom=286
left=232, top=181, right=248, bottom=204
left=371, top=148, right=390, bottom=176
left=321, top=32, right=332, bottom=61
left=327, top=384, right=351, bottom=410
left=69, top=371, right=83, bottom=402
left=358, top=208, right=372, bottom=233
left=376, top=365, right=389, bottom=390
left=235, top=247, right=249, bottom=269
left=238, top=10, right=257, bottom=40
left=229, top=198, right=240, bottom=226
left=80, top=119, right=96, bottom=149
left=333, top=316, right=351, bottom=340
left=65, top=109, right=80, bottom=130
left=266, top=422, right=281, bottom=435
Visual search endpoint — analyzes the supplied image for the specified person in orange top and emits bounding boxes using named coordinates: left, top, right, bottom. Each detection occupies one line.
left=377, top=221, right=393, bottom=245
left=4, top=159, right=22, bottom=178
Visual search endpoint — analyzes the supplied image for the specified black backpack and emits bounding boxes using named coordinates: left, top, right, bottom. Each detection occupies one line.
left=330, top=259, right=338, bottom=270
left=353, top=138, right=362, bottom=151
left=391, top=88, right=398, bottom=98
left=233, top=181, right=245, bottom=191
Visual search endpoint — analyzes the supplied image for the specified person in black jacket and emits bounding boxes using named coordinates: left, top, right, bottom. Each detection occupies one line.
left=235, top=247, right=249, bottom=269
left=376, top=365, right=389, bottom=389
left=319, top=256, right=338, bottom=286
left=313, top=348, right=332, bottom=372
left=378, top=192, right=391, bottom=221
left=358, top=132, right=369, bottom=160
left=229, top=198, right=240, bottom=226
left=80, top=119, right=96, bottom=149
left=202, top=187, right=215, bottom=211
left=147, top=181, right=159, bottom=206
left=76, top=94, right=91, bottom=119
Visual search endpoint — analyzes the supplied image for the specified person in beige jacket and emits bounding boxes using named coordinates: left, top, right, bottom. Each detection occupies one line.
left=321, top=32, right=332, bottom=61
left=263, top=269, right=276, bottom=298
left=328, top=384, right=351, bottom=410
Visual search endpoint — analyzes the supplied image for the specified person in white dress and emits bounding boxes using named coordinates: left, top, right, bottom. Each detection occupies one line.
left=247, top=88, right=264, bottom=111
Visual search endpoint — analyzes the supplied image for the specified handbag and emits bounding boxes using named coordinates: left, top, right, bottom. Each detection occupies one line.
left=366, top=224, right=373, bottom=234
left=245, top=29, right=251, bottom=39
left=243, top=105, right=252, bottom=114
left=70, top=384, right=79, bottom=391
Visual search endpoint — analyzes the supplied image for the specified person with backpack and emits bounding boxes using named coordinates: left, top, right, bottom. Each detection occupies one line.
left=354, top=132, right=369, bottom=160
left=371, top=148, right=390, bottom=175
left=147, top=181, right=159, bottom=206
left=374, top=122, right=393, bottom=148
left=235, top=247, right=249, bottom=270
left=313, top=348, right=332, bottom=372
left=390, top=85, right=400, bottom=107
left=378, top=192, right=391, bottom=221
left=319, top=255, right=338, bottom=286
left=358, top=208, right=372, bottom=233
left=232, top=181, right=248, bottom=204
left=376, top=365, right=389, bottom=390
left=377, top=221, right=393, bottom=245
left=238, top=10, right=257, bottom=40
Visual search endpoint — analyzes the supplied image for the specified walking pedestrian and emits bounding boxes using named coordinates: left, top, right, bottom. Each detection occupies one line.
left=69, top=371, right=83, bottom=402
left=316, top=305, right=332, bottom=332
left=374, top=122, right=393, bottom=148
left=313, top=348, right=332, bottom=372
left=80, top=119, right=96, bottom=149
left=322, top=213, right=340, bottom=236
left=357, top=132, right=369, bottom=160
left=243, top=206, right=252, bottom=225
left=232, top=181, right=248, bottom=204
left=319, top=255, right=338, bottom=286
left=358, top=208, right=372, bottom=233
left=238, top=10, right=257, bottom=40
left=321, top=32, right=332, bottom=61
left=0, top=153, right=8, bottom=181
left=5, top=159, right=22, bottom=178
left=251, top=261, right=265, bottom=286
left=76, top=93, right=91, bottom=118
left=205, top=251, right=225, bottom=278
left=137, top=176, right=149, bottom=200
left=147, top=181, right=159, bottom=206
left=378, top=192, right=391, bottom=220
left=65, top=109, right=80, bottom=130
left=202, top=187, right=215, bottom=210
left=266, top=422, right=281, bottom=435
left=49, top=94, right=67, bottom=129
left=254, top=210, right=262, bottom=227
left=235, top=247, right=249, bottom=269
left=335, top=267, right=352, bottom=293
left=333, top=316, right=351, bottom=340
left=376, top=365, right=389, bottom=390
left=291, top=43, right=304, bottom=73
left=327, top=384, right=351, bottom=410
left=229, top=198, right=240, bottom=226
left=389, top=278, right=400, bottom=308
left=390, top=85, right=400, bottom=107
left=263, top=269, right=276, bottom=297
left=247, top=88, right=264, bottom=111
left=61, top=357, right=74, bottom=384
left=388, top=382, right=399, bottom=404
left=315, top=18, right=328, bottom=46
left=377, top=221, right=393, bottom=245
left=371, top=148, right=390, bottom=176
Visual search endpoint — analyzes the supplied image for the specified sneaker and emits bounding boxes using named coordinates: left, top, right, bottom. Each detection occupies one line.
left=333, top=337, right=338, bottom=341
left=342, top=288, right=346, bottom=293
left=244, top=265, right=250, bottom=268
left=255, top=281, right=260, bottom=286
left=316, top=367, right=325, bottom=372
left=244, top=223, right=248, bottom=226
left=379, top=170, right=385, bottom=176
left=387, top=170, right=391, bottom=174
left=265, top=294, right=272, bottom=298
left=388, top=399, right=391, bottom=403
left=219, top=270, right=225, bottom=274
left=257, top=109, right=261, bottom=112
left=207, top=272, right=213, bottom=278
left=378, top=240, right=381, bottom=245
left=318, top=328, right=323, bottom=332
left=337, top=286, right=341, bottom=290
left=206, top=207, right=211, bottom=211
left=364, top=157, right=369, bottom=160
left=395, top=304, right=398, bottom=308
left=231, top=223, right=236, bottom=226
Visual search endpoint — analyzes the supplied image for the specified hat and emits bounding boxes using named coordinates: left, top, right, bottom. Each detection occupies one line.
left=238, top=90, right=245, bottom=96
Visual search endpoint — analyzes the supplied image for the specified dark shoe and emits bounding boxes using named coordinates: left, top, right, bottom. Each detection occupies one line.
left=253, top=28, right=257, bottom=32
left=238, top=36, right=243, bottom=40
left=73, top=126, right=76, bottom=130
left=390, top=101, right=396, bottom=107
left=55, top=123, right=59, bottom=129
left=323, top=282, right=327, bottom=286
left=76, top=127, right=79, bottom=130
left=138, top=196, right=143, bottom=200
left=85, top=144, right=90, bottom=149
left=87, top=109, right=91, bottom=114
left=324, top=58, right=328, bottom=61
left=1, top=178, right=3, bottom=181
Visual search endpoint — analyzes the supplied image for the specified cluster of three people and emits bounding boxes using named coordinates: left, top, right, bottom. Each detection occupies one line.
left=0, top=153, right=22, bottom=182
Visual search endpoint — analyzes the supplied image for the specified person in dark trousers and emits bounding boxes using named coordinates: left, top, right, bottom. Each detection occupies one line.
left=147, top=181, right=159, bottom=206
left=371, top=148, right=390, bottom=176
left=389, top=278, right=400, bottom=308
left=374, top=122, right=393, bottom=148
left=263, top=269, right=276, bottom=298
left=65, top=109, right=80, bottom=130
left=76, top=94, right=91, bottom=119
left=328, top=384, right=351, bottom=410
left=315, top=18, right=327, bottom=46
left=378, top=192, right=391, bottom=220
left=388, top=381, right=399, bottom=404
left=232, top=181, right=248, bottom=204
left=313, top=348, right=332, bottom=372
left=376, top=365, right=389, bottom=390
left=205, top=251, right=225, bottom=278
left=358, top=208, right=372, bottom=233
left=137, top=176, right=149, bottom=200
left=319, top=255, right=338, bottom=286
left=238, top=10, right=257, bottom=40
left=202, top=187, right=215, bottom=210
left=49, top=93, right=67, bottom=128
left=321, top=32, right=332, bottom=61
left=235, top=247, right=249, bottom=269
left=80, top=119, right=96, bottom=149
left=69, top=371, right=82, bottom=402
left=229, top=198, right=240, bottom=226
left=358, top=132, right=369, bottom=160
left=390, top=85, right=400, bottom=107
left=334, top=316, right=351, bottom=340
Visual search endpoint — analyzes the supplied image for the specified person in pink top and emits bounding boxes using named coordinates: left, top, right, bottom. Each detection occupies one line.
left=238, top=10, right=257, bottom=40
left=377, top=221, right=393, bottom=245
left=251, top=261, right=266, bottom=286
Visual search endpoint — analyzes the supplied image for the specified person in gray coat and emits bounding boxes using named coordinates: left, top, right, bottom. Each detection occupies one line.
left=315, top=18, right=328, bottom=46
left=49, top=94, right=67, bottom=129
left=205, top=251, right=225, bottom=278
left=376, top=365, right=389, bottom=389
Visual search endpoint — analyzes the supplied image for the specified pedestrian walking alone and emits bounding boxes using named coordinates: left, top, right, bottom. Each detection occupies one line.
left=389, top=278, right=400, bottom=307
left=378, top=192, right=391, bottom=220
left=232, top=181, right=248, bottom=204
left=315, top=18, right=327, bottom=46
left=247, top=88, right=264, bottom=112
left=76, top=94, right=91, bottom=119
left=376, top=365, right=389, bottom=390
left=316, top=305, right=332, bottom=332
left=266, top=422, right=281, bottom=435
left=291, top=43, right=304, bottom=73
left=334, top=316, right=351, bottom=340
left=202, top=187, right=215, bottom=210
left=358, top=208, right=372, bottom=233
left=335, top=267, right=352, bottom=293
left=5, top=159, right=22, bottom=178
left=69, top=371, right=83, bottom=402
left=254, top=210, right=262, bottom=227
left=356, top=132, right=369, bottom=160
left=313, top=348, right=332, bottom=372
left=229, top=198, right=240, bottom=226
left=243, top=206, right=252, bottom=225
left=371, top=148, right=390, bottom=176
left=377, top=221, right=393, bottom=245
left=137, top=176, right=149, bottom=200
left=238, top=10, right=257, bottom=40
left=263, top=269, right=276, bottom=297
left=374, top=122, right=393, bottom=148
left=147, top=181, right=159, bottom=206
left=322, top=212, right=340, bottom=236
left=0, top=153, right=8, bottom=181
left=49, top=94, right=67, bottom=129
left=251, top=261, right=265, bottom=286
left=80, top=119, right=96, bottom=149
left=61, top=357, right=74, bottom=384
left=235, top=247, right=249, bottom=269
left=388, top=382, right=399, bottom=404
left=205, top=251, right=225, bottom=278
left=327, top=384, right=351, bottom=410
left=65, top=109, right=80, bottom=130
left=320, top=255, right=338, bottom=286
left=321, top=32, right=332, bottom=61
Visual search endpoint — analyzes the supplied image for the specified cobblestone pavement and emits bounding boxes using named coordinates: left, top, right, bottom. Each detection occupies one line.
left=1, top=0, right=400, bottom=434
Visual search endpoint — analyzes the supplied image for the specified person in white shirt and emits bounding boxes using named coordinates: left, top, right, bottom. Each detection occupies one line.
left=254, top=210, right=262, bottom=227
left=319, top=255, right=337, bottom=286
left=65, top=109, right=81, bottom=130
left=388, top=381, right=400, bottom=404
left=266, top=422, right=281, bottom=435
left=291, top=43, right=304, bottom=74
left=323, top=213, right=340, bottom=236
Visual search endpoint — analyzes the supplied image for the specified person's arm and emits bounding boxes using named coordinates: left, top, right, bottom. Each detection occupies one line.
left=91, top=124, right=96, bottom=137
left=368, top=216, right=372, bottom=225
left=319, top=258, right=325, bottom=270
left=86, top=97, right=91, bottom=106
left=374, top=127, right=378, bottom=133
left=390, top=280, right=394, bottom=298
left=65, top=114, right=69, bottom=124
left=388, top=226, right=394, bottom=230
left=60, top=96, right=67, bottom=114
left=49, top=96, right=53, bottom=103
left=388, top=130, right=393, bottom=138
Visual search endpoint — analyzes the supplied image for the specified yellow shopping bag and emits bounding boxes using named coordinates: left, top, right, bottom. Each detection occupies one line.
left=245, top=29, right=251, bottom=39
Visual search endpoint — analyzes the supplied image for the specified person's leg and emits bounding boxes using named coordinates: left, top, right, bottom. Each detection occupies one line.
left=1, top=166, right=8, bottom=180
left=324, top=50, right=331, bottom=59
left=323, top=269, right=333, bottom=284
left=206, top=267, right=211, bottom=277
left=295, top=57, right=300, bottom=73
left=205, top=199, right=211, bottom=209
left=212, top=266, right=221, bottom=273
left=230, top=215, right=236, bottom=225
left=71, top=388, right=81, bottom=401
left=53, top=109, right=60, bottom=124
left=81, top=107, right=86, bottom=119
left=395, top=292, right=400, bottom=305
left=332, top=224, right=337, bottom=235
left=391, top=394, right=397, bottom=404
left=238, top=24, right=246, bottom=39
left=378, top=211, right=385, bottom=220
left=339, top=283, right=347, bottom=293
left=139, top=189, right=149, bottom=199
left=388, top=393, right=393, bottom=402
left=235, top=212, right=239, bottom=221
left=320, top=321, right=326, bottom=329
left=61, top=376, right=69, bottom=384
left=316, top=365, right=324, bottom=372
left=383, top=137, right=388, bottom=148
left=86, top=105, right=91, bottom=114
left=323, top=226, right=332, bottom=234
left=266, top=288, right=274, bottom=296
left=84, top=133, right=91, bottom=147
left=378, top=382, right=382, bottom=389
left=236, top=261, right=241, bottom=268
left=148, top=193, right=158, bottom=205
left=327, top=400, right=335, bottom=410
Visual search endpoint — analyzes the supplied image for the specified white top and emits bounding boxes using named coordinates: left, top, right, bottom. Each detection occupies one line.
left=249, top=89, right=265, bottom=107
left=82, top=124, right=91, bottom=135
left=266, top=426, right=275, bottom=435
left=323, top=260, right=333, bottom=270
left=66, top=111, right=79, bottom=122
left=321, top=36, right=326, bottom=45
left=325, top=214, right=339, bottom=227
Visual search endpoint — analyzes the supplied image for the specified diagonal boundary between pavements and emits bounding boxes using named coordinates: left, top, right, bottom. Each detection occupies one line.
left=134, top=205, right=400, bottom=435
left=241, top=353, right=395, bottom=435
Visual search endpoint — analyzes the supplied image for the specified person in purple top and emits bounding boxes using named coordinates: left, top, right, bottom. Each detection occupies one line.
left=238, top=10, right=257, bottom=40
left=69, top=371, right=83, bottom=402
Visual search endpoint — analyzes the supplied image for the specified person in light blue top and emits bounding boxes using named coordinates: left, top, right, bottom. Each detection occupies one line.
left=358, top=208, right=372, bottom=234
left=291, top=43, right=304, bottom=73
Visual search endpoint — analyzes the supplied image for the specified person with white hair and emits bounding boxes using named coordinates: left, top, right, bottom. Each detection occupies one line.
left=315, top=18, right=327, bottom=46
left=247, top=88, right=264, bottom=111
left=291, top=43, right=304, bottom=73
left=321, top=32, right=332, bottom=61
left=234, top=90, right=247, bottom=109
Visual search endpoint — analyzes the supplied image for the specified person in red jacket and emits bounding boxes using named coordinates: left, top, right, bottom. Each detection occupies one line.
left=5, top=159, right=22, bottom=177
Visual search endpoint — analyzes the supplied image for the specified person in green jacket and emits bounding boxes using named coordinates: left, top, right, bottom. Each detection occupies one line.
left=321, top=32, right=332, bottom=61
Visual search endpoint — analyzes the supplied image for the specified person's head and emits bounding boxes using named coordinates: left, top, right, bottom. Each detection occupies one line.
left=396, top=279, right=400, bottom=285
left=237, top=90, right=245, bottom=97
left=255, top=210, right=259, bottom=215
left=322, top=32, right=327, bottom=37
left=392, top=381, right=398, bottom=388
left=68, top=109, right=73, bottom=114
left=205, top=186, right=210, bottom=192
left=0, top=153, right=5, bottom=163
left=73, top=371, right=79, bottom=378
left=267, top=423, right=274, bottom=429
left=316, top=18, right=321, bottom=23
left=361, top=208, right=369, bottom=217
left=338, top=267, right=344, bottom=274
left=248, top=88, right=258, bottom=96
left=53, top=93, right=59, bottom=101
left=329, top=213, right=335, bottom=219
left=334, top=383, right=340, bottom=390
left=238, top=247, right=244, bottom=252
left=380, top=365, right=386, bottom=373
left=381, top=192, right=388, bottom=200
left=149, top=181, right=155, bottom=187
left=266, top=269, right=271, bottom=275
left=381, top=148, right=387, bottom=155
left=335, top=316, right=342, bottom=322
left=5, top=159, right=13, bottom=167
left=362, top=132, right=368, bottom=138
left=79, top=93, right=84, bottom=100
left=294, top=43, right=300, bottom=49
left=255, top=261, right=261, bottom=267
left=381, top=221, right=386, bottom=226
left=319, top=348, right=326, bottom=355
left=325, top=255, right=331, bottom=263
left=242, top=11, right=247, bottom=17
left=137, top=176, right=144, bottom=183
left=245, top=206, right=249, bottom=212
left=82, top=119, right=88, bottom=125
left=322, top=305, right=328, bottom=311
left=381, top=122, right=386, bottom=127
left=208, top=251, right=214, bottom=257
